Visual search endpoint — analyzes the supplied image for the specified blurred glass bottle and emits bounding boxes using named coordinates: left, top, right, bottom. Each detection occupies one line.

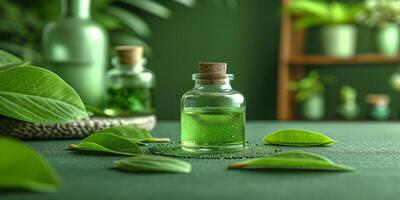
left=42, top=0, right=108, bottom=107
left=104, top=46, right=156, bottom=117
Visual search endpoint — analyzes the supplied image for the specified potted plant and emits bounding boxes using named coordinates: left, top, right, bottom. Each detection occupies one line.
left=357, top=0, right=400, bottom=56
left=337, top=85, right=360, bottom=120
left=290, top=70, right=325, bottom=120
left=287, top=0, right=362, bottom=57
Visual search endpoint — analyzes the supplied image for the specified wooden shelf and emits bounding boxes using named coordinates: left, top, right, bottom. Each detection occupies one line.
left=289, top=54, right=400, bottom=66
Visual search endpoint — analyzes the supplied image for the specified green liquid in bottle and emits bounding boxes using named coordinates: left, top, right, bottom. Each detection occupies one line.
left=181, top=107, right=245, bottom=152
left=104, top=87, right=155, bottom=117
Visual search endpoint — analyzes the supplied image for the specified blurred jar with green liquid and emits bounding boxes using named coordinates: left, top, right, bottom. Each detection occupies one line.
left=42, top=0, right=108, bottom=107
left=104, top=46, right=156, bottom=117
left=180, top=63, right=246, bottom=152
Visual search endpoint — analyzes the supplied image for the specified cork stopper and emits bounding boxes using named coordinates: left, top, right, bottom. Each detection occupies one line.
left=199, top=62, right=227, bottom=74
left=366, top=94, right=390, bottom=106
left=115, top=46, right=144, bottom=65
left=198, top=62, right=228, bottom=82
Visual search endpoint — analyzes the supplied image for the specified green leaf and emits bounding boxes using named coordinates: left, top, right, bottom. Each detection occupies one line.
left=0, top=137, right=61, bottom=192
left=228, top=151, right=354, bottom=171
left=0, top=66, right=88, bottom=123
left=69, top=133, right=144, bottom=155
left=105, top=6, right=150, bottom=37
left=85, top=104, right=109, bottom=117
left=0, top=49, right=22, bottom=68
left=263, top=129, right=336, bottom=147
left=96, top=125, right=171, bottom=143
left=121, top=0, right=172, bottom=18
left=114, top=155, right=191, bottom=173
left=172, top=0, right=196, bottom=7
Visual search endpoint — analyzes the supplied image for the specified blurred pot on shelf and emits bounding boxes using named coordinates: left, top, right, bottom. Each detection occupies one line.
left=337, top=85, right=360, bottom=120
left=287, top=0, right=362, bottom=57
left=290, top=71, right=325, bottom=120
left=301, top=94, right=325, bottom=120
left=376, top=24, right=400, bottom=56
left=357, top=0, right=400, bottom=56
left=321, top=25, right=357, bottom=57
left=366, top=94, right=391, bottom=120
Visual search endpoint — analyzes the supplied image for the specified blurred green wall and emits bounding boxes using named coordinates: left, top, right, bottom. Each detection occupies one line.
left=144, top=0, right=400, bottom=120
left=144, top=0, right=281, bottom=120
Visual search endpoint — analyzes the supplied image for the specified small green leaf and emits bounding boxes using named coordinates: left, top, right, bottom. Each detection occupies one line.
left=114, top=155, right=191, bottom=173
left=69, top=133, right=144, bottom=155
left=0, top=49, right=22, bottom=68
left=263, top=129, right=336, bottom=147
left=121, top=0, right=172, bottom=19
left=0, top=137, right=61, bottom=192
left=0, top=66, right=88, bottom=123
left=228, top=151, right=354, bottom=171
left=96, top=125, right=171, bottom=143
left=85, top=104, right=109, bottom=117
left=105, top=6, right=150, bottom=37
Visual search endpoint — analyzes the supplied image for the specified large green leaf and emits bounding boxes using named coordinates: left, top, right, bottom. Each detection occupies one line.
left=114, top=155, right=192, bottom=173
left=0, top=137, right=61, bottom=192
left=69, top=133, right=144, bottom=155
left=263, top=129, right=336, bottom=147
left=0, top=66, right=88, bottom=123
left=105, top=6, right=150, bottom=37
left=121, top=0, right=172, bottom=18
left=0, top=49, right=22, bottom=68
left=228, top=151, right=354, bottom=171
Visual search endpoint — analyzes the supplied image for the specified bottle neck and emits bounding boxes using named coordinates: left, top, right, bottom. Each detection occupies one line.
left=112, top=57, right=146, bottom=72
left=61, top=0, right=91, bottom=19
left=194, top=79, right=232, bottom=90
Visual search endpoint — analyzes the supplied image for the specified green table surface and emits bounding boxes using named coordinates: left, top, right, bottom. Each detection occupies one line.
left=2, top=121, right=400, bottom=200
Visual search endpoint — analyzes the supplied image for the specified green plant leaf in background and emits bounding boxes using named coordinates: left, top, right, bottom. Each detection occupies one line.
left=69, top=133, right=144, bottom=155
left=287, top=0, right=363, bottom=29
left=114, top=155, right=191, bottom=173
left=228, top=151, right=353, bottom=171
left=0, top=137, right=61, bottom=192
left=289, top=70, right=325, bottom=102
left=263, top=129, right=336, bottom=147
left=0, top=49, right=22, bottom=68
left=96, top=125, right=171, bottom=142
left=0, top=66, right=88, bottom=123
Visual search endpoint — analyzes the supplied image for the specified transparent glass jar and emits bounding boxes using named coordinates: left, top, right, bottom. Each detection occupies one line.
left=180, top=63, right=246, bottom=152
left=104, top=46, right=155, bottom=117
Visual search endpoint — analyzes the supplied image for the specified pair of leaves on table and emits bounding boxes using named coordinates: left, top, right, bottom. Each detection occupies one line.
left=69, top=126, right=188, bottom=173
left=69, top=125, right=171, bottom=155
left=229, top=151, right=353, bottom=171
left=0, top=50, right=88, bottom=124
left=0, top=137, right=61, bottom=193
left=263, top=129, right=336, bottom=147
left=241, top=129, right=351, bottom=171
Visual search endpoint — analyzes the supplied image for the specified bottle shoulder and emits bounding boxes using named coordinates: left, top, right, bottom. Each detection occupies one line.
left=107, top=67, right=154, bottom=78
left=43, top=18, right=106, bottom=35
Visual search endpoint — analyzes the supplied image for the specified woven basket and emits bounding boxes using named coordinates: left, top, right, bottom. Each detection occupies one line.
left=0, top=115, right=156, bottom=140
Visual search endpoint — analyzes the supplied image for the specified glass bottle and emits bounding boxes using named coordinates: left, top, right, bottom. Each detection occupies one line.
left=180, top=62, right=246, bottom=152
left=104, top=46, right=156, bottom=117
left=42, top=0, right=108, bottom=107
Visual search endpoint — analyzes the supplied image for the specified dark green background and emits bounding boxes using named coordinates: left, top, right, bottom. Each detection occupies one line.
left=144, top=0, right=281, bottom=120
left=143, top=0, right=400, bottom=120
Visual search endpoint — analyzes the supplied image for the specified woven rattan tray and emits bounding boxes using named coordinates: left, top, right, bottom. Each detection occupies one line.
left=0, top=115, right=156, bottom=140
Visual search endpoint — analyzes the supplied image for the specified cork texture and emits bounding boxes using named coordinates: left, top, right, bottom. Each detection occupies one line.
left=199, top=62, right=227, bottom=74
left=115, top=46, right=144, bottom=64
